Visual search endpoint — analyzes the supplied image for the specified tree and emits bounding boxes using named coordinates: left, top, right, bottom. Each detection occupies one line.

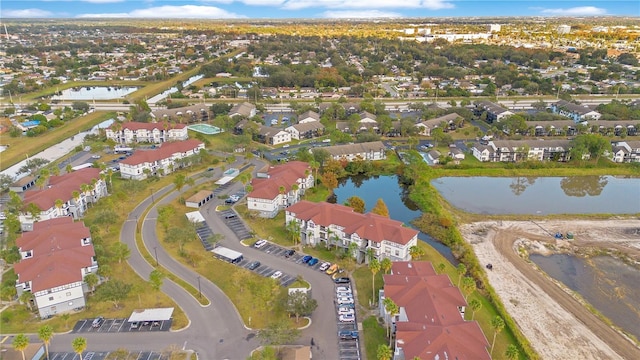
left=469, top=298, right=482, bottom=320
left=376, top=344, right=392, bottom=360
left=149, top=269, right=165, bottom=303
left=93, top=209, right=119, bottom=233
left=490, top=316, right=505, bottom=356
left=38, top=325, right=54, bottom=360
left=380, top=258, right=392, bottom=275
left=383, top=297, right=399, bottom=339
left=456, top=263, right=467, bottom=287
left=110, top=242, right=131, bottom=264
left=320, top=171, right=338, bottom=189
left=461, top=276, right=476, bottom=301
left=408, top=245, right=425, bottom=260
left=72, top=337, right=87, bottom=360
left=96, top=280, right=132, bottom=309
left=286, top=291, right=318, bottom=323
left=174, top=174, right=186, bottom=191
left=84, top=273, right=99, bottom=294
left=505, top=344, right=519, bottom=360
left=345, top=196, right=365, bottom=214
left=12, top=334, right=29, bottom=360
left=0, top=173, right=15, bottom=192
left=371, top=198, right=389, bottom=217
left=19, top=291, right=33, bottom=310
left=285, top=220, right=301, bottom=246
left=369, top=258, right=381, bottom=304
left=257, top=319, right=301, bottom=349
left=570, top=133, right=611, bottom=163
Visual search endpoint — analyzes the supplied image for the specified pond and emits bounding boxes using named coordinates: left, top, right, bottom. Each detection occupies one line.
left=331, top=175, right=457, bottom=264
left=52, top=86, right=138, bottom=100
left=530, top=253, right=640, bottom=340
left=148, top=74, right=204, bottom=104
left=432, top=176, right=640, bottom=215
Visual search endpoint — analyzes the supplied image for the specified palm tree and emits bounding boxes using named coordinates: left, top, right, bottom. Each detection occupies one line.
left=437, top=262, right=446, bottom=274
left=19, top=290, right=33, bottom=310
left=309, top=160, right=319, bottom=185
left=505, top=344, right=519, bottom=360
left=72, top=337, right=87, bottom=360
left=285, top=220, right=301, bottom=246
left=468, top=298, right=482, bottom=320
left=456, top=263, right=467, bottom=287
left=84, top=273, right=99, bottom=294
left=65, top=163, right=73, bottom=173
left=38, top=325, right=54, bottom=360
left=380, top=258, right=392, bottom=275
left=490, top=316, right=505, bottom=356
left=369, top=258, right=381, bottom=305
left=383, top=297, right=399, bottom=341
left=376, top=344, right=392, bottom=360
left=13, top=334, right=29, bottom=360
left=54, top=199, right=64, bottom=217
left=408, top=245, right=425, bottom=260
left=461, top=276, right=476, bottom=301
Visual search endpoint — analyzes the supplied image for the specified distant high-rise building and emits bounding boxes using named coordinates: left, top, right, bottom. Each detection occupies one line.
left=487, top=24, right=501, bottom=33
left=557, top=25, right=571, bottom=34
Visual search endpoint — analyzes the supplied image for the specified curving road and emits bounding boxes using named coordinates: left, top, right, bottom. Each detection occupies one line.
left=49, top=155, right=340, bottom=359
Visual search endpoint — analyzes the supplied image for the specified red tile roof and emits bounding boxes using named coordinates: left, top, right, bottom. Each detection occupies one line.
left=248, top=161, right=310, bottom=200
left=384, top=261, right=491, bottom=360
left=120, top=139, right=204, bottom=166
left=286, top=200, right=418, bottom=245
left=14, top=218, right=95, bottom=292
left=112, top=121, right=187, bottom=131
left=22, top=168, right=101, bottom=210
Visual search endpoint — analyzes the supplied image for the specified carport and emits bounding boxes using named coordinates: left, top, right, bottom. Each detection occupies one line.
left=128, top=307, right=174, bottom=323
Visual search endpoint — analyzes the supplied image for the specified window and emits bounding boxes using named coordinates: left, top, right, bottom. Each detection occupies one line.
left=66, top=292, right=72, bottom=297
left=49, top=296, right=54, bottom=301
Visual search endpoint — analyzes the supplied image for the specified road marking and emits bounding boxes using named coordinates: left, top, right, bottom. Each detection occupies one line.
left=0, top=336, right=9, bottom=344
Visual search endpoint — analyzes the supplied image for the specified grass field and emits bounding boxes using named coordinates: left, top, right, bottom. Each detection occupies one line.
left=0, top=111, right=115, bottom=171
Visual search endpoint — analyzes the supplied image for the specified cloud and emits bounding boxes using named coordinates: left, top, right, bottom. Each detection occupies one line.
left=78, top=5, right=245, bottom=18
left=3, top=8, right=55, bottom=18
left=539, top=6, right=606, bottom=16
left=322, top=10, right=402, bottom=18
left=200, top=0, right=286, bottom=4
left=283, top=0, right=454, bottom=10
left=82, top=0, right=125, bottom=3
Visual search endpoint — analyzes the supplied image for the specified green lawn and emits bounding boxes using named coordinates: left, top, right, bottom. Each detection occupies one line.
left=362, top=316, right=388, bottom=360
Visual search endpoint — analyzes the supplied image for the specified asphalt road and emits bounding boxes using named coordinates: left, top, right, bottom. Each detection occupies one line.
left=49, top=155, right=340, bottom=359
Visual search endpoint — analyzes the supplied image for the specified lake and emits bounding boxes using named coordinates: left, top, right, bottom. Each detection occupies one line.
left=530, top=253, right=640, bottom=340
left=432, top=176, right=640, bottom=215
left=331, top=175, right=456, bottom=263
left=52, top=86, right=138, bottom=100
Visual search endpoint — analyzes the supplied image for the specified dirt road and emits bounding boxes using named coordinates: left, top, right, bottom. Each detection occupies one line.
left=462, top=220, right=640, bottom=360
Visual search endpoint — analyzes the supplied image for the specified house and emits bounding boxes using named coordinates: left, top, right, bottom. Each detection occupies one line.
left=14, top=217, right=98, bottom=318
left=611, top=141, right=640, bottom=163
left=378, top=261, right=491, bottom=360
left=550, top=100, right=601, bottom=123
left=247, top=161, right=313, bottom=218
left=9, top=175, right=37, bottom=193
left=323, top=141, right=387, bottom=162
left=416, top=113, right=463, bottom=136
left=528, top=120, right=579, bottom=137
left=448, top=146, right=465, bottom=161
left=285, top=201, right=418, bottom=262
left=20, top=168, right=107, bottom=228
left=229, top=102, right=257, bottom=118
left=471, top=140, right=572, bottom=162
left=106, top=121, right=189, bottom=144
left=185, top=190, right=214, bottom=208
left=298, top=110, right=320, bottom=123
left=475, top=101, right=513, bottom=123
left=257, top=125, right=292, bottom=145
left=150, top=104, right=211, bottom=123
left=285, top=121, right=325, bottom=140
left=119, top=139, right=205, bottom=180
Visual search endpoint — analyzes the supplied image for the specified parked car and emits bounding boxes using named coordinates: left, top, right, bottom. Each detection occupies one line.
left=224, top=213, right=237, bottom=219
left=270, top=271, right=283, bottom=279
left=92, top=316, right=105, bottom=328
left=302, top=255, right=312, bottom=264
left=91, top=155, right=101, bottom=159
left=336, top=286, right=351, bottom=293
left=337, top=297, right=354, bottom=305
left=307, top=258, right=319, bottom=266
left=338, top=307, right=355, bottom=315
left=319, top=262, right=331, bottom=272
left=248, top=261, right=261, bottom=270
left=338, top=330, right=359, bottom=340
left=337, top=291, right=352, bottom=298
left=284, top=249, right=295, bottom=258
left=334, top=277, right=350, bottom=284
left=254, top=239, right=268, bottom=248
left=130, top=321, right=140, bottom=329
left=339, top=313, right=355, bottom=322
left=326, top=264, right=339, bottom=275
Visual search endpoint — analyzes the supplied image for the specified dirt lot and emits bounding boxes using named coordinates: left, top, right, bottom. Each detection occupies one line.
left=460, top=219, right=640, bottom=360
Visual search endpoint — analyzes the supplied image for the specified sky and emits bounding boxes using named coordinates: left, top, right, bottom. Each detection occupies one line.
left=1, top=1, right=637, bottom=19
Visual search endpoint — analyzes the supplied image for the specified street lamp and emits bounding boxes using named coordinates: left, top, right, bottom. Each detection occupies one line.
left=154, top=246, right=159, bottom=266
left=197, top=276, right=202, bottom=299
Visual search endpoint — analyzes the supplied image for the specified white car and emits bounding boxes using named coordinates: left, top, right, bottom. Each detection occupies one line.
left=337, top=297, right=354, bottom=305
left=319, top=262, right=331, bottom=272
left=270, top=271, right=283, bottom=279
left=339, top=313, right=355, bottom=322
left=338, top=308, right=355, bottom=316
left=336, top=286, right=351, bottom=293
left=254, top=239, right=268, bottom=248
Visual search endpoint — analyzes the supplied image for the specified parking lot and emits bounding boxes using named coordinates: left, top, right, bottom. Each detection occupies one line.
left=73, top=317, right=172, bottom=333
left=50, top=351, right=165, bottom=360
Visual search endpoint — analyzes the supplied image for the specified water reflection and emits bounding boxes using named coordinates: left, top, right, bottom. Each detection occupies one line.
left=560, top=176, right=609, bottom=197
left=509, top=176, right=537, bottom=196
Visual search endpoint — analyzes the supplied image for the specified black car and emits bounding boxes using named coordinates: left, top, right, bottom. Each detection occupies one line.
left=334, top=277, right=350, bottom=284
left=248, top=261, right=261, bottom=270
left=284, top=249, right=295, bottom=258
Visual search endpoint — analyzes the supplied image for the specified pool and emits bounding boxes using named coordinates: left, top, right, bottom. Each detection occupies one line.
left=187, top=123, right=223, bottom=135
left=21, top=120, right=41, bottom=128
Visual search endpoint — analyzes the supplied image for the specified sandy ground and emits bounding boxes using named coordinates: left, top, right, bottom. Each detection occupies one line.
left=460, top=219, right=640, bottom=360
